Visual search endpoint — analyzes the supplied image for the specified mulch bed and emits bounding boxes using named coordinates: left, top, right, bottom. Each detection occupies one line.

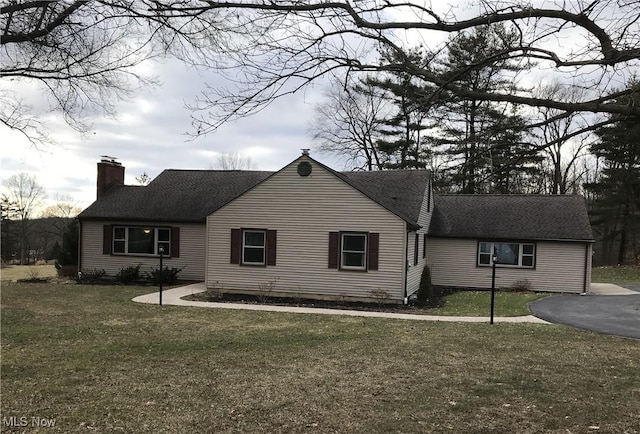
left=182, top=290, right=446, bottom=314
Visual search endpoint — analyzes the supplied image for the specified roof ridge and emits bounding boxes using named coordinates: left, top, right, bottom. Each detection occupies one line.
left=435, top=193, right=584, bottom=197
left=163, top=169, right=274, bottom=173
left=342, top=169, right=430, bottom=174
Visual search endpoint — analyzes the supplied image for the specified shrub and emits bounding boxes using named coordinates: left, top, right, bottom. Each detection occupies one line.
left=115, top=264, right=142, bottom=284
left=370, top=288, right=391, bottom=305
left=146, top=266, right=182, bottom=285
left=53, top=220, right=79, bottom=267
left=55, top=263, right=78, bottom=278
left=416, top=265, right=433, bottom=305
left=257, top=278, right=278, bottom=303
left=77, top=268, right=106, bottom=284
left=508, top=279, right=533, bottom=292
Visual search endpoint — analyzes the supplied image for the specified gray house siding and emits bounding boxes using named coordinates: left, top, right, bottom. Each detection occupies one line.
left=426, top=237, right=591, bottom=293
left=206, top=157, right=408, bottom=302
left=80, top=220, right=206, bottom=281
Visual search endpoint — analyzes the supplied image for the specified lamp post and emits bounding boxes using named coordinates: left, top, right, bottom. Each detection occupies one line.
left=490, top=252, right=498, bottom=325
left=158, top=246, right=164, bottom=306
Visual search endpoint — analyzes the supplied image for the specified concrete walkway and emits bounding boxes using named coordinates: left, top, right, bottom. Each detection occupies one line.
left=132, top=283, right=550, bottom=324
left=589, top=282, right=639, bottom=295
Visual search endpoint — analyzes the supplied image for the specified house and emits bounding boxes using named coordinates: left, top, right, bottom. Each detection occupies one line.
left=427, top=195, right=594, bottom=294
left=78, top=152, right=594, bottom=303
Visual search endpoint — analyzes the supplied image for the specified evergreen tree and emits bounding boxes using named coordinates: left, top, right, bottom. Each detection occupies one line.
left=54, top=219, right=79, bottom=267
left=1, top=194, right=20, bottom=262
left=366, top=48, right=437, bottom=169
left=432, top=24, right=540, bottom=193
left=586, top=81, right=640, bottom=264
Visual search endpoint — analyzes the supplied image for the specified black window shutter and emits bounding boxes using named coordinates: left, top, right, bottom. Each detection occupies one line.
left=414, top=233, right=419, bottom=265
left=266, top=230, right=277, bottom=266
left=423, top=233, right=427, bottom=259
left=103, top=225, right=112, bottom=255
left=328, top=232, right=339, bottom=269
left=170, top=227, right=180, bottom=258
left=368, top=232, right=379, bottom=271
left=230, top=229, right=241, bottom=264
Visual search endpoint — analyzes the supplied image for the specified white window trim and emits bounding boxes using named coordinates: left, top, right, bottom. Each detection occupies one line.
left=341, top=232, right=367, bottom=270
left=242, top=230, right=266, bottom=265
left=477, top=241, right=535, bottom=268
left=113, top=226, right=170, bottom=256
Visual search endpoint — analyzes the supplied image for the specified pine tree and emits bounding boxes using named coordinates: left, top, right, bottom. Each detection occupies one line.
left=432, top=24, right=540, bottom=193
left=586, top=81, right=640, bottom=264
left=366, top=48, right=437, bottom=169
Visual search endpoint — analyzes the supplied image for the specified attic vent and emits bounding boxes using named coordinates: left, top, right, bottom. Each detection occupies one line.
left=297, top=161, right=312, bottom=177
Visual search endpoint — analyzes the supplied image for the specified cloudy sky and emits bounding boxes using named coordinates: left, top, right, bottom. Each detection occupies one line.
left=1, top=57, right=338, bottom=211
left=2, top=2, right=634, bottom=214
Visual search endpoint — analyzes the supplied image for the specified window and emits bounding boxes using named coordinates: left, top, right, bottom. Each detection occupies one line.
left=341, top=233, right=367, bottom=270
left=478, top=242, right=492, bottom=265
left=328, top=232, right=378, bottom=271
left=230, top=229, right=276, bottom=266
left=112, top=226, right=170, bottom=256
left=478, top=241, right=535, bottom=268
left=414, top=233, right=419, bottom=265
left=242, top=230, right=266, bottom=265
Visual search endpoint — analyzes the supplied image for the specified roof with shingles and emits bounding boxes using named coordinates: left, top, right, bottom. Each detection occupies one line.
left=343, top=170, right=429, bottom=226
left=78, top=162, right=430, bottom=227
left=78, top=170, right=273, bottom=223
left=428, top=194, right=594, bottom=242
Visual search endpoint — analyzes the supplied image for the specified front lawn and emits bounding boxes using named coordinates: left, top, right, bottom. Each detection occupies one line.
left=0, top=264, right=57, bottom=281
left=2, top=282, right=639, bottom=433
left=431, top=290, right=548, bottom=316
left=592, top=265, right=640, bottom=285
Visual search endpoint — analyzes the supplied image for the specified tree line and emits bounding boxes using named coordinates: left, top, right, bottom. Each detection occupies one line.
left=1, top=174, right=81, bottom=266
left=308, top=25, right=638, bottom=265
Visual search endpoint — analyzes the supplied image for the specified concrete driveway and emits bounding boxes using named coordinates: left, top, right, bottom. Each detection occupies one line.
left=530, top=283, right=640, bottom=339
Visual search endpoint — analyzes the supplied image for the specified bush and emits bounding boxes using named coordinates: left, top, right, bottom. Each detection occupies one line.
left=416, top=265, right=433, bottom=305
left=370, top=288, right=391, bottom=305
left=508, top=279, right=533, bottom=292
left=53, top=220, right=79, bottom=266
left=77, top=268, right=106, bottom=284
left=55, top=262, right=78, bottom=278
left=115, top=264, right=142, bottom=284
left=146, top=266, right=182, bottom=285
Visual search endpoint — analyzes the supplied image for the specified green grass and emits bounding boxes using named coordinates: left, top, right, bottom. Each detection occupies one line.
left=431, top=290, right=548, bottom=316
left=592, top=265, right=640, bottom=285
left=0, top=264, right=57, bottom=281
left=2, top=282, right=639, bottom=433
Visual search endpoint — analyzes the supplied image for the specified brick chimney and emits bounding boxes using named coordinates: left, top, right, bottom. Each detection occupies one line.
left=97, top=156, right=124, bottom=199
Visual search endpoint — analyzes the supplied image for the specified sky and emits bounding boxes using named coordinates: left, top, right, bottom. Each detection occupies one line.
left=1, top=1, right=634, bottom=213
left=0, top=2, right=449, bottom=214
left=0, top=57, right=337, bottom=212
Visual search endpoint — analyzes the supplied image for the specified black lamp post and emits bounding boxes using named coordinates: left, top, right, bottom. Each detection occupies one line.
left=158, top=246, right=164, bottom=306
left=490, top=251, right=498, bottom=324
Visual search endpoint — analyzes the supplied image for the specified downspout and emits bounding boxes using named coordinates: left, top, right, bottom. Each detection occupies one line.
left=77, top=218, right=82, bottom=275
left=582, top=243, right=590, bottom=294
left=403, top=225, right=409, bottom=305
left=203, top=217, right=208, bottom=286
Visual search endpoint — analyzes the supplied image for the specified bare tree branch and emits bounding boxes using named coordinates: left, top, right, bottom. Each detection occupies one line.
left=2, top=0, right=640, bottom=144
left=142, top=1, right=640, bottom=135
